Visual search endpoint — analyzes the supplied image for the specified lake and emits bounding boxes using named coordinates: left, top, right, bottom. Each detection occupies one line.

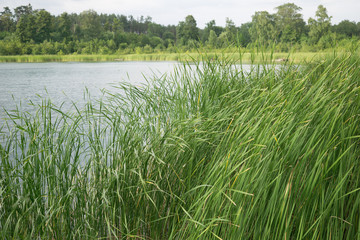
left=0, top=61, right=179, bottom=120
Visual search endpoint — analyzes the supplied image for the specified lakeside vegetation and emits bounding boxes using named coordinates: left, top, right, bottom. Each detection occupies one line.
left=1, top=3, right=360, bottom=58
left=0, top=47, right=359, bottom=63
left=1, top=52, right=359, bottom=239
left=0, top=51, right=331, bottom=63
left=1, top=2, right=360, bottom=239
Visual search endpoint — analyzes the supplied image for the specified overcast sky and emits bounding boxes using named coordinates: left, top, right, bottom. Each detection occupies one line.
left=1, top=0, right=359, bottom=27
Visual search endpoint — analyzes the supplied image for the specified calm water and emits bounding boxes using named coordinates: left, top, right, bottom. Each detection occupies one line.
left=0, top=61, right=178, bottom=119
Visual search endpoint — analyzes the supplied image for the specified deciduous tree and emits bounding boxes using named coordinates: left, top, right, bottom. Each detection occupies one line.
left=80, top=10, right=101, bottom=41
left=0, top=7, right=14, bottom=32
left=275, top=3, right=305, bottom=43
left=250, top=11, right=276, bottom=45
left=58, top=12, right=72, bottom=41
left=16, top=14, right=36, bottom=42
left=34, top=10, right=52, bottom=43
left=308, top=5, right=332, bottom=44
left=177, top=15, right=199, bottom=45
left=207, top=30, right=218, bottom=48
left=333, top=20, right=359, bottom=37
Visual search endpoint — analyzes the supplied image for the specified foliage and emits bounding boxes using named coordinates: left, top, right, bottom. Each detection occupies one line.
left=207, top=30, right=218, bottom=48
left=177, top=15, right=199, bottom=45
left=333, top=20, right=360, bottom=38
left=238, top=22, right=252, bottom=47
left=250, top=11, right=277, bottom=45
left=275, top=3, right=305, bottom=43
left=0, top=3, right=359, bottom=55
left=308, top=5, right=332, bottom=44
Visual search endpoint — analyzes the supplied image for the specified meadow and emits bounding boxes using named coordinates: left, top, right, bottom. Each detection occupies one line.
left=0, top=52, right=359, bottom=239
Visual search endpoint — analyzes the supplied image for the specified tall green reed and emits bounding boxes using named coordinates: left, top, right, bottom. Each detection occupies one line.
left=1, top=52, right=359, bottom=239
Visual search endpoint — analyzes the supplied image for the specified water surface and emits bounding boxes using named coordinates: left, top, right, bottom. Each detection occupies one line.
left=0, top=61, right=178, bottom=119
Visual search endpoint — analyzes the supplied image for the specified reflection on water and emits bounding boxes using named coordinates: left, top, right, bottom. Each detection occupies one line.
left=0, top=61, right=260, bottom=158
left=0, top=61, right=179, bottom=120
left=0, top=61, right=264, bottom=128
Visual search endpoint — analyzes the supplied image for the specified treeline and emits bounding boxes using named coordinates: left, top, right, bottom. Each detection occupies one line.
left=0, top=3, right=360, bottom=55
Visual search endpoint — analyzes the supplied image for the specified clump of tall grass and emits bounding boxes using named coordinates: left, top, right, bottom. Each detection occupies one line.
left=0, top=51, right=331, bottom=63
left=1, top=52, right=359, bottom=239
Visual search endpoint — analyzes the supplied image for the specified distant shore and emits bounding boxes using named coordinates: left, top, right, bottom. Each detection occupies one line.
left=0, top=51, right=348, bottom=63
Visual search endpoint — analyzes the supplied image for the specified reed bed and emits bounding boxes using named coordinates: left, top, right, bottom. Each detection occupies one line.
left=0, top=53, right=359, bottom=239
left=0, top=51, right=330, bottom=63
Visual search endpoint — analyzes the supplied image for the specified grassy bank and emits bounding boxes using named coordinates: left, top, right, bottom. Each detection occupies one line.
left=0, top=50, right=345, bottom=63
left=1, top=53, right=360, bottom=239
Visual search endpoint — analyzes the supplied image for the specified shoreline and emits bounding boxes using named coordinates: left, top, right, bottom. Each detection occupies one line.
left=0, top=51, right=349, bottom=63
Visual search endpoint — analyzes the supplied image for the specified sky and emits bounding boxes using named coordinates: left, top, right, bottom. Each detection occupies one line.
left=1, top=0, right=359, bottom=28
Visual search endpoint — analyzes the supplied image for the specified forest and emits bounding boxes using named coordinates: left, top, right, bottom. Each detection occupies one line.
left=0, top=3, right=360, bottom=55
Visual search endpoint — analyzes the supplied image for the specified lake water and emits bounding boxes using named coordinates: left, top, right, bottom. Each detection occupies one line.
left=0, top=61, right=179, bottom=120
